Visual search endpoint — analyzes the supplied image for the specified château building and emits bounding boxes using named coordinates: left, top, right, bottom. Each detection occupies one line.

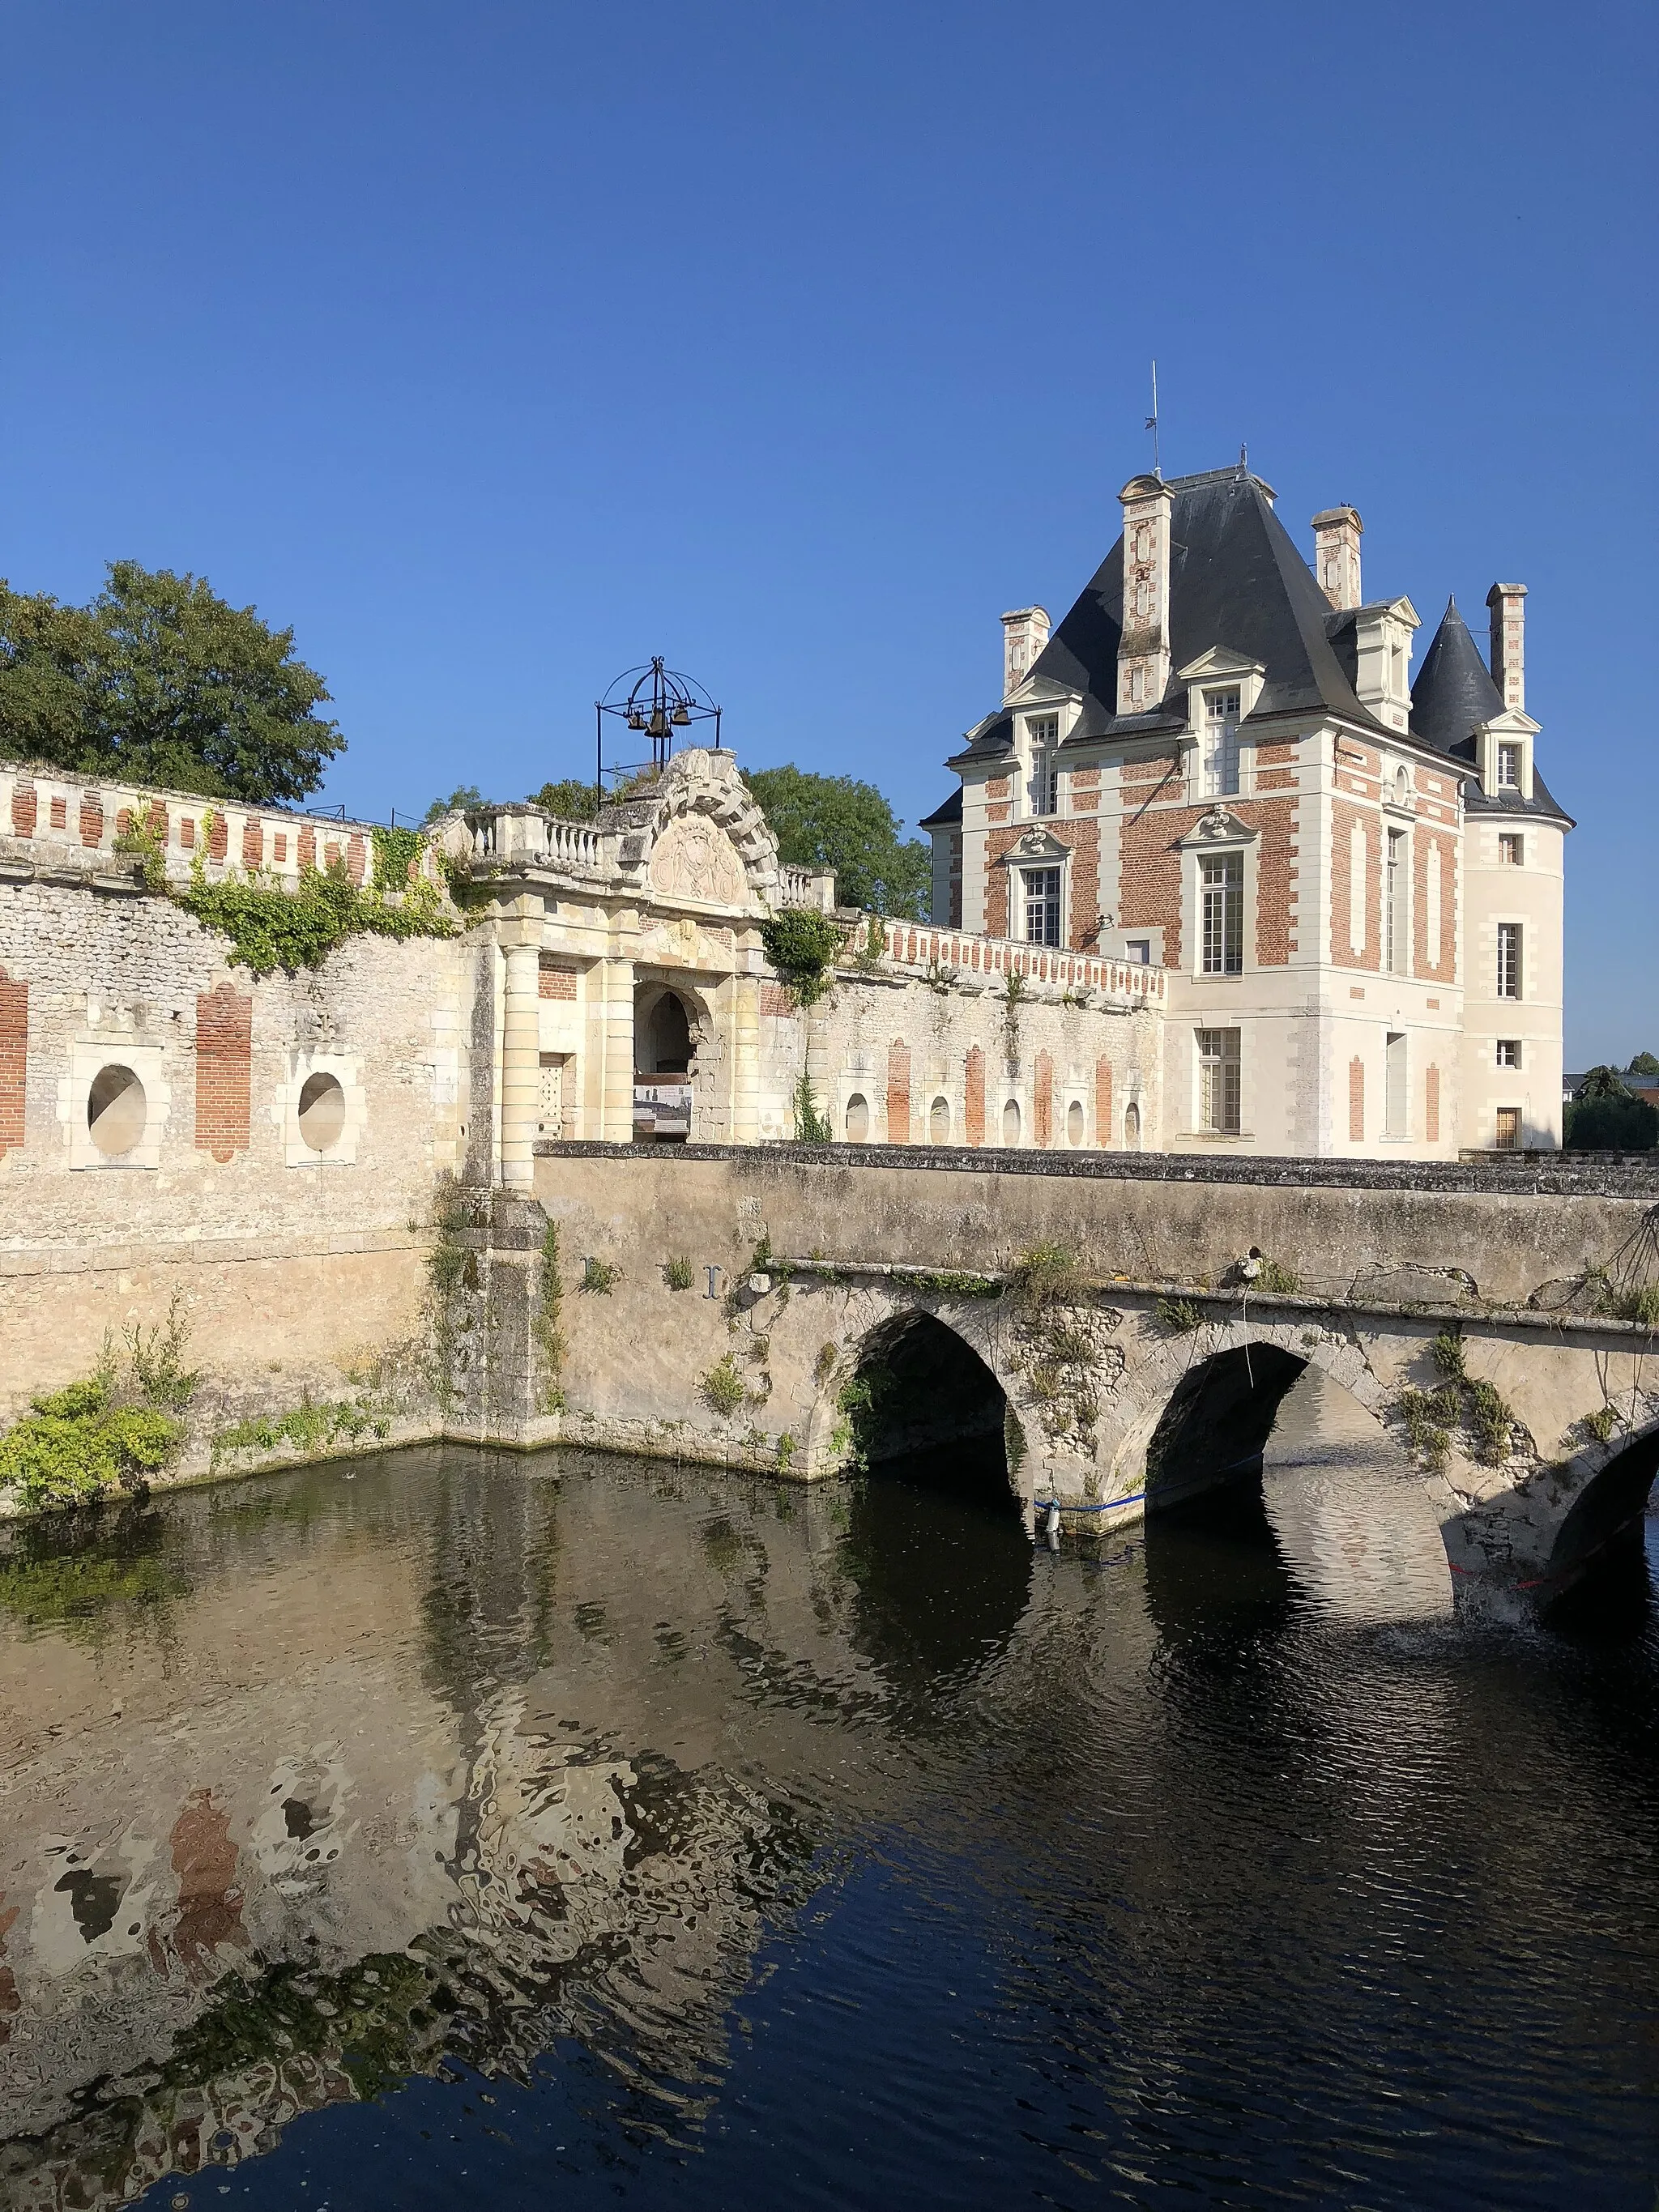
left=920, top=463, right=1569, bottom=1154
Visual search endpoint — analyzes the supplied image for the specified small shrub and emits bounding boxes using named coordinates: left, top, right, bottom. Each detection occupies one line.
left=1253, top=1257, right=1299, bottom=1296
left=791, top=1072, right=833, bottom=1144
left=124, top=1290, right=200, bottom=1411
left=1465, top=1378, right=1515, bottom=1463
left=663, top=1255, right=695, bottom=1292
left=1154, top=1296, right=1204, bottom=1334
left=775, top=1431, right=797, bottom=1472
left=1397, top=1387, right=1452, bottom=1473
left=1431, top=1330, right=1468, bottom=1383
left=1009, top=1242, right=1088, bottom=1315
left=534, top=1220, right=565, bottom=1411
left=1584, top=1404, right=1619, bottom=1444
left=581, top=1256, right=620, bottom=1294
left=700, top=1353, right=748, bottom=1419
left=759, top=910, right=844, bottom=1008
left=1613, top=1283, right=1659, bottom=1328
left=814, top=1341, right=838, bottom=1385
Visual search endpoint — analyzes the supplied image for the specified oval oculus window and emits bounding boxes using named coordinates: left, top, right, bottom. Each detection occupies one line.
left=87, top=1064, right=146, bottom=1157
left=297, top=1072, right=347, bottom=1153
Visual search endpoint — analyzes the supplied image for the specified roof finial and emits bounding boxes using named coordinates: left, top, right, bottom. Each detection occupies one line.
left=1239, top=442, right=1247, bottom=476
left=1145, top=360, right=1161, bottom=480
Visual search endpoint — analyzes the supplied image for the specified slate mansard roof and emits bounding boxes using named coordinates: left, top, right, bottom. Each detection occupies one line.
left=948, top=467, right=1383, bottom=770
left=928, top=465, right=1569, bottom=833
left=1410, top=595, right=1572, bottom=825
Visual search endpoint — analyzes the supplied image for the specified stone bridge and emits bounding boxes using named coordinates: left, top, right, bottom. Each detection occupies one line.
left=449, top=1143, right=1659, bottom=1617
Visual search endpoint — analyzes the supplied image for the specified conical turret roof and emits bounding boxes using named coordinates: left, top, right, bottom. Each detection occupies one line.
left=1410, top=595, right=1504, bottom=757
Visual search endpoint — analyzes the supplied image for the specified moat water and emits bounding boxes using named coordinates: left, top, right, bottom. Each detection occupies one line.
left=2, top=1376, right=1658, bottom=2210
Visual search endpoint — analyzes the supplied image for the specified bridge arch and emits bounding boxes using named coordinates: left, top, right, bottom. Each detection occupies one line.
left=802, top=1298, right=1018, bottom=1504
left=1540, top=1419, right=1659, bottom=1612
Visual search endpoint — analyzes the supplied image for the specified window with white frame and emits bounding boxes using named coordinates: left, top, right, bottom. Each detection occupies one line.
left=1026, top=715, right=1059, bottom=816
left=1197, top=1029, right=1242, bottom=1134
left=1384, top=1031, right=1408, bottom=1136
left=1023, top=866, right=1062, bottom=946
left=1496, top=1039, right=1521, bottom=1068
left=1497, top=742, right=1521, bottom=790
left=1499, top=833, right=1523, bottom=866
left=1201, top=691, right=1241, bottom=798
left=1201, top=850, right=1243, bottom=974
left=1497, top=922, right=1523, bottom=999
left=1384, top=828, right=1407, bottom=974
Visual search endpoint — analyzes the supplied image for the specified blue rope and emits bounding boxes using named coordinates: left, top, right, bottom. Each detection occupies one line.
left=1035, top=1490, right=1146, bottom=1514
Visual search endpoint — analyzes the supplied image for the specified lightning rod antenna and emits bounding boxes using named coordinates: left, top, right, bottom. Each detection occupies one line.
left=1145, top=360, right=1161, bottom=479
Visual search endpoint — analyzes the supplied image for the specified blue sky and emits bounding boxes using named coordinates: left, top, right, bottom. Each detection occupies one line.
left=3, top=0, right=1653, bottom=1060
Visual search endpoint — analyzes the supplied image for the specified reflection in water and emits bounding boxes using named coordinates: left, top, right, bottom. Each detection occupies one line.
left=0, top=1434, right=1657, bottom=2210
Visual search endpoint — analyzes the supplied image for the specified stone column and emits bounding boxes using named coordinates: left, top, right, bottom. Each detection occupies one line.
left=500, top=933, right=540, bottom=1187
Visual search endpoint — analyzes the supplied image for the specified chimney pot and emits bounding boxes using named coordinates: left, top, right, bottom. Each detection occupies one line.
left=1000, top=607, right=1050, bottom=701
left=1486, top=582, right=1527, bottom=715
left=1117, top=475, right=1174, bottom=714
left=1311, top=506, right=1363, bottom=612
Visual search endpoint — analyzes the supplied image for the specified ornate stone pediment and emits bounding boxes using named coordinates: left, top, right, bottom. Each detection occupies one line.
left=996, top=826, right=1073, bottom=867
left=649, top=813, right=748, bottom=906
left=616, top=747, right=781, bottom=914
left=1176, top=808, right=1257, bottom=847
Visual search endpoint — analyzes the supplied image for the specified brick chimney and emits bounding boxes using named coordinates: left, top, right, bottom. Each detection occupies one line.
left=1117, top=475, right=1174, bottom=714
left=1001, top=607, right=1051, bottom=701
left=1486, top=582, right=1526, bottom=714
left=1311, top=506, right=1363, bottom=611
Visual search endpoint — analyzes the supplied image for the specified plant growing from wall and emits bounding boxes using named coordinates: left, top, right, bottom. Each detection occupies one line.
left=851, top=915, right=887, bottom=972
left=700, top=1353, right=749, bottom=1419
left=0, top=1298, right=199, bottom=1512
left=791, top=1072, right=833, bottom=1144
left=211, top=1395, right=393, bottom=1469
left=424, top=1174, right=476, bottom=1409
left=1008, top=1242, right=1089, bottom=1316
left=534, top=1219, right=566, bottom=1411
left=759, top=910, right=843, bottom=1008
left=581, top=1255, right=620, bottom=1294
left=1252, top=1257, right=1300, bottom=1296
left=1154, top=1296, right=1205, bottom=1334
left=663, top=1255, right=695, bottom=1291
left=1582, top=1404, right=1620, bottom=1445
left=1397, top=1338, right=1520, bottom=1470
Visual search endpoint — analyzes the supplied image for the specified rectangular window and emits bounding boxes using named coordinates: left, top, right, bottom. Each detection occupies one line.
left=1497, top=921, right=1523, bottom=999
left=1385, top=1031, right=1408, bottom=1136
left=1497, top=742, right=1521, bottom=789
left=1496, top=1039, right=1521, bottom=1068
left=1197, top=1029, right=1242, bottom=1134
left=1384, top=828, right=1407, bottom=974
left=1495, top=1106, right=1521, bottom=1150
left=1202, top=691, right=1241, bottom=798
left=1201, top=851, right=1243, bottom=974
left=1499, top=833, right=1523, bottom=866
left=1023, top=867, right=1062, bottom=946
left=1026, top=716, right=1059, bottom=816
left=1126, top=940, right=1150, bottom=965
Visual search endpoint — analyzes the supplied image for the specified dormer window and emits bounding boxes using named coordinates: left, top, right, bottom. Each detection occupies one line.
left=1025, top=714, right=1060, bottom=816
left=1202, top=692, right=1241, bottom=799
left=1497, top=742, right=1521, bottom=790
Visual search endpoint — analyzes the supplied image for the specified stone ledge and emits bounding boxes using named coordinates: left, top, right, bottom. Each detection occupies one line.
left=533, top=1138, right=1659, bottom=1201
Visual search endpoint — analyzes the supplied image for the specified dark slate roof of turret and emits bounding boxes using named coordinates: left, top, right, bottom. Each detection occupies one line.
left=1411, top=596, right=1572, bottom=825
left=946, top=467, right=1385, bottom=769
left=917, top=786, right=961, bottom=829
left=1410, top=596, right=1505, bottom=752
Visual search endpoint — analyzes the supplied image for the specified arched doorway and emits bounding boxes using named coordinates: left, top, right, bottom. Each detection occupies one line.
left=633, top=983, right=697, bottom=1141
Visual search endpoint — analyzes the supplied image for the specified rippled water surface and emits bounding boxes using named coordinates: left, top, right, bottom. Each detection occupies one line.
left=2, top=1413, right=1659, bottom=2210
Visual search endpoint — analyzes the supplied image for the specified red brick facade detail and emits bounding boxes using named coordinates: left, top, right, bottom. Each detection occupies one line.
left=1330, top=800, right=1381, bottom=971
left=1255, top=799, right=1296, bottom=965
left=242, top=818, right=264, bottom=868
left=1412, top=827, right=1457, bottom=982
left=116, top=808, right=134, bottom=837
left=274, top=833, right=288, bottom=863
left=147, top=801, right=168, bottom=840
left=207, top=811, right=228, bottom=862
left=11, top=782, right=36, bottom=837
left=194, top=983, right=252, bottom=1163
left=0, top=968, right=27, bottom=1155
left=49, top=795, right=67, bottom=830
left=758, top=981, right=795, bottom=1016
left=886, top=1040, right=911, bottom=1144
left=538, top=959, right=578, bottom=1000
left=1096, top=1056, right=1113, bottom=1146
left=296, top=826, right=316, bottom=872
left=1349, top=1056, right=1365, bottom=1142
left=348, top=834, right=365, bottom=884
left=1033, top=1050, right=1053, bottom=1147
left=79, top=795, right=104, bottom=846
left=1067, top=820, right=1100, bottom=949
left=180, top=816, right=196, bottom=850
left=1426, top=1063, right=1440, bottom=1144
left=965, top=1046, right=985, bottom=1148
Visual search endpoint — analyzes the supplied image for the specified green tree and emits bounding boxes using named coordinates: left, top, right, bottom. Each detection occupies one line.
left=1627, top=1051, right=1659, bottom=1078
left=741, top=764, right=931, bottom=918
left=422, top=784, right=490, bottom=825
left=0, top=562, right=343, bottom=803
left=526, top=777, right=601, bottom=820
left=1565, top=1068, right=1659, bottom=1149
